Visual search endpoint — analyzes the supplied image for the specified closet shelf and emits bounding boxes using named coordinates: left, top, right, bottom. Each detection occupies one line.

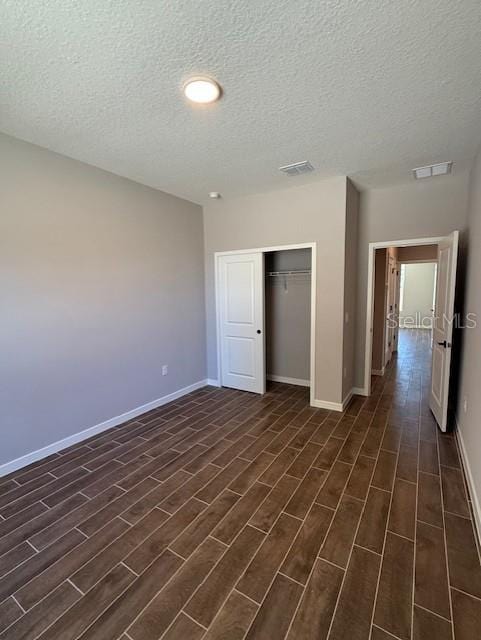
left=267, top=270, right=311, bottom=276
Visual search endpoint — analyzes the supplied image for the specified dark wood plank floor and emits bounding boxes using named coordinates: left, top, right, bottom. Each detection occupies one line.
left=1, top=329, right=480, bottom=639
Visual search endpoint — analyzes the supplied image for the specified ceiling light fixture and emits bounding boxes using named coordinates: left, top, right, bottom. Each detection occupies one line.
left=413, top=161, right=452, bottom=180
left=208, top=191, right=221, bottom=199
left=184, top=77, right=222, bottom=104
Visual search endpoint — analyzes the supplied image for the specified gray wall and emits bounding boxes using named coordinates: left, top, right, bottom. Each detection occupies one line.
left=354, top=173, right=470, bottom=389
left=342, top=179, right=359, bottom=396
left=456, top=146, right=481, bottom=534
left=203, top=177, right=349, bottom=405
left=265, top=249, right=311, bottom=381
left=0, top=133, right=206, bottom=466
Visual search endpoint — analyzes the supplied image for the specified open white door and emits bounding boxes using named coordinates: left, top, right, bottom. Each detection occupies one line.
left=218, top=253, right=265, bottom=394
left=429, top=231, right=459, bottom=431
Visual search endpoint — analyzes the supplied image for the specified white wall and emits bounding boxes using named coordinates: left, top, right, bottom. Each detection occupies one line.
left=203, top=177, right=352, bottom=406
left=399, top=263, right=436, bottom=328
left=0, top=133, right=206, bottom=467
left=355, top=172, right=470, bottom=389
left=456, top=146, right=481, bottom=537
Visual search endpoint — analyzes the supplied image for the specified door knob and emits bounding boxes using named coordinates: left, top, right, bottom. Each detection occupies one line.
left=437, top=340, right=447, bottom=348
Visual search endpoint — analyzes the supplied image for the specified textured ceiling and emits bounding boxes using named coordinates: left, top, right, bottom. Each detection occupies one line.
left=1, top=1, right=481, bottom=203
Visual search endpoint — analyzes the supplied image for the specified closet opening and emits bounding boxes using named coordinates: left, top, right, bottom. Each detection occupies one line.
left=265, top=248, right=312, bottom=389
left=215, top=242, right=316, bottom=405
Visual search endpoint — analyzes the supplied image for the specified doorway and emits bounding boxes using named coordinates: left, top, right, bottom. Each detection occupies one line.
left=365, top=233, right=459, bottom=431
left=215, top=242, right=317, bottom=405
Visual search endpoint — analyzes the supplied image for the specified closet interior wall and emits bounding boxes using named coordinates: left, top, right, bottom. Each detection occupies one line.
left=265, top=248, right=311, bottom=385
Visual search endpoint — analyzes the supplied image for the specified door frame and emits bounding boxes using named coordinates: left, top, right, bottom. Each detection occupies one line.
left=364, top=236, right=444, bottom=396
left=215, top=242, right=317, bottom=405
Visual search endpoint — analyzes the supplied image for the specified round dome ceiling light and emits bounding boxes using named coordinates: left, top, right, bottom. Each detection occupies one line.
left=184, top=77, right=222, bottom=104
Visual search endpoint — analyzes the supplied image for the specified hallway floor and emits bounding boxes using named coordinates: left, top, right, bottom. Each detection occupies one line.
left=0, top=329, right=480, bottom=639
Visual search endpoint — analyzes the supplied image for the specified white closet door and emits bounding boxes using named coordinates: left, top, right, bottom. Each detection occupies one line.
left=430, top=231, right=459, bottom=431
left=218, top=253, right=265, bottom=393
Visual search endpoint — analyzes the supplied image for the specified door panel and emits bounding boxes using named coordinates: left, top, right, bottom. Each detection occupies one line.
left=218, top=253, right=265, bottom=393
left=429, top=232, right=458, bottom=431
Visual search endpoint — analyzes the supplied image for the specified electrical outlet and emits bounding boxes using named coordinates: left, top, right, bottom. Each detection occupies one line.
left=162, top=365, right=168, bottom=376
left=463, top=396, right=468, bottom=413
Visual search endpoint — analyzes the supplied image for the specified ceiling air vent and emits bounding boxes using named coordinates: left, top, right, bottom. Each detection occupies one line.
left=279, top=161, right=314, bottom=176
left=413, top=161, right=452, bottom=179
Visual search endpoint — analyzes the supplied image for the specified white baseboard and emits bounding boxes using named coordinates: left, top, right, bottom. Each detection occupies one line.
left=312, top=398, right=344, bottom=412
left=372, top=368, right=385, bottom=376
left=206, top=378, right=221, bottom=387
left=0, top=379, right=209, bottom=478
left=352, top=386, right=368, bottom=396
left=267, top=375, right=310, bottom=387
left=312, top=387, right=367, bottom=413
left=455, top=417, right=481, bottom=547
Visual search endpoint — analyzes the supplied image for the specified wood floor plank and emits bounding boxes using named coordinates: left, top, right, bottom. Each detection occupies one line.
left=194, top=459, right=249, bottom=503
left=356, top=487, right=391, bottom=554
left=128, top=537, right=225, bottom=640
left=413, top=605, right=452, bottom=640
left=212, top=482, right=271, bottom=545
left=244, top=573, right=303, bottom=640
left=77, top=477, right=158, bottom=536
left=236, top=513, right=300, bottom=603
left=249, top=474, right=299, bottom=533
left=0, top=528, right=85, bottom=604
left=200, top=590, right=258, bottom=640
left=17, top=516, right=129, bottom=610
left=161, top=613, right=205, bottom=640
left=159, top=463, right=220, bottom=513
left=285, top=467, right=327, bottom=518
left=444, top=511, right=481, bottom=599
left=36, top=564, right=136, bottom=640
left=286, top=558, right=343, bottom=640
left=344, top=455, right=375, bottom=500
left=285, top=442, right=321, bottom=478
left=314, top=461, right=351, bottom=510
left=124, top=498, right=207, bottom=574
left=171, top=490, right=240, bottom=558
left=0, top=597, right=23, bottom=634
left=415, top=520, right=451, bottom=619
left=319, top=494, right=363, bottom=568
left=388, top=478, right=416, bottom=539
left=451, top=587, right=481, bottom=640
left=228, top=452, right=276, bottom=493
left=0, top=581, right=81, bottom=640
left=258, top=447, right=299, bottom=485
left=281, top=503, right=333, bottom=584
left=120, top=470, right=191, bottom=524
left=440, top=465, right=470, bottom=518
left=72, top=507, right=169, bottom=592
left=371, top=450, right=397, bottom=492
left=313, top=437, right=344, bottom=470
left=419, top=440, right=439, bottom=476
left=374, top=532, right=414, bottom=640
left=417, top=471, right=443, bottom=528
left=185, top=525, right=265, bottom=628
left=76, top=550, right=182, bottom=640
left=329, top=546, right=381, bottom=640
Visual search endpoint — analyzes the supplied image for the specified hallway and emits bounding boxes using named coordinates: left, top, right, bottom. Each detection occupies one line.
left=0, top=331, right=480, bottom=639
